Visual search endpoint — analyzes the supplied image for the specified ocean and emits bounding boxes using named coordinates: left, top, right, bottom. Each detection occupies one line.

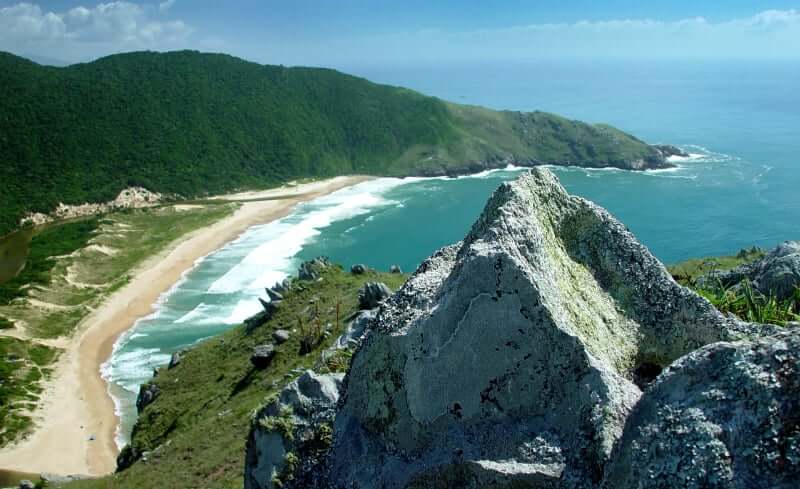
left=105, top=59, right=799, bottom=446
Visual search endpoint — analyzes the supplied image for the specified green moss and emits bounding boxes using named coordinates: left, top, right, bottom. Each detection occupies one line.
left=271, top=452, right=299, bottom=488
left=258, top=405, right=295, bottom=441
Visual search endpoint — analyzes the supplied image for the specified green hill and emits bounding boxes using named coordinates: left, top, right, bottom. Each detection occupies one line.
left=0, top=50, right=669, bottom=236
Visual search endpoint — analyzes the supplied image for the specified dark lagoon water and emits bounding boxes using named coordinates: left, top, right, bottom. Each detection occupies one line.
left=107, top=60, right=799, bottom=445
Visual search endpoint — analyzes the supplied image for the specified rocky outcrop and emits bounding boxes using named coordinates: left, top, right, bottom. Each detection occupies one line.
left=603, top=329, right=800, bottom=489
left=19, top=186, right=162, bottom=227
left=299, top=258, right=331, bottom=281
left=245, top=169, right=780, bottom=489
left=389, top=265, right=402, bottom=274
left=357, top=282, right=393, bottom=310
left=702, top=241, right=800, bottom=301
left=245, top=371, right=345, bottom=489
left=251, top=344, right=276, bottom=369
left=136, top=383, right=160, bottom=413
left=652, top=144, right=689, bottom=159
left=350, top=264, right=368, bottom=275
left=168, top=351, right=182, bottom=369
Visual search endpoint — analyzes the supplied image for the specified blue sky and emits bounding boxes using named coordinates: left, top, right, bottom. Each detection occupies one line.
left=1, top=1, right=799, bottom=67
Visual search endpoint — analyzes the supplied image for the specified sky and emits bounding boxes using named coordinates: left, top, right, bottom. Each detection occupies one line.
left=1, top=1, right=799, bottom=68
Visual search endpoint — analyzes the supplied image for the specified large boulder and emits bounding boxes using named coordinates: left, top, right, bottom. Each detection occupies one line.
left=357, top=282, right=393, bottom=310
left=704, top=241, right=800, bottom=301
left=247, top=168, right=769, bottom=489
left=245, top=371, right=345, bottom=489
left=603, top=329, right=800, bottom=489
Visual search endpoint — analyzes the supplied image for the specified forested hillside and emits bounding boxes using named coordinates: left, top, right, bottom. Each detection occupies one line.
left=0, top=50, right=667, bottom=235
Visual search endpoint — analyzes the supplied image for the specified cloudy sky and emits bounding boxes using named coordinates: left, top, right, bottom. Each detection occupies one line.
left=1, top=1, right=799, bottom=68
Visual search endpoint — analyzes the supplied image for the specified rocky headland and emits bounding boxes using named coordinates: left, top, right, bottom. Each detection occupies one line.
left=244, top=168, right=797, bottom=489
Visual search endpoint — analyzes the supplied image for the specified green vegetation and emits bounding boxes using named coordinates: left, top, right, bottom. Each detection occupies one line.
left=697, top=281, right=800, bottom=326
left=0, top=218, right=99, bottom=305
left=0, top=203, right=235, bottom=448
left=668, top=247, right=765, bottom=285
left=63, top=265, right=407, bottom=489
left=0, top=50, right=663, bottom=236
left=0, top=337, right=59, bottom=445
left=669, top=247, right=800, bottom=326
left=0, top=204, right=235, bottom=339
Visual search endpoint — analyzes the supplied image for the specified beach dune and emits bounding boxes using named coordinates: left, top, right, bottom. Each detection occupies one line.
left=0, top=176, right=371, bottom=476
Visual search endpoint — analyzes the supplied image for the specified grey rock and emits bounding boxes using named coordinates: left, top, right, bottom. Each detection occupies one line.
left=297, top=169, right=769, bottom=488
left=246, top=297, right=281, bottom=332
left=245, top=371, right=345, bottom=489
left=245, top=310, right=271, bottom=332
left=299, top=257, right=331, bottom=281
left=703, top=241, right=800, bottom=301
left=350, top=264, right=367, bottom=275
left=250, top=344, right=276, bottom=369
left=272, top=329, right=291, bottom=345
left=18, top=480, right=35, bottom=489
left=389, top=264, right=402, bottom=274
left=41, top=473, right=88, bottom=484
left=357, top=282, right=393, bottom=310
left=652, top=144, right=689, bottom=158
left=266, top=287, right=284, bottom=302
left=603, top=329, right=800, bottom=489
left=167, top=351, right=182, bottom=369
left=273, top=279, right=292, bottom=293
left=135, top=383, right=160, bottom=413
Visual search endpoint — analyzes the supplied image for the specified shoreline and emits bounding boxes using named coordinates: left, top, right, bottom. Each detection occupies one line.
left=0, top=175, right=372, bottom=477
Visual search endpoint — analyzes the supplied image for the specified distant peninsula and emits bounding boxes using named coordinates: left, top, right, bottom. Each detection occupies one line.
left=0, top=50, right=680, bottom=236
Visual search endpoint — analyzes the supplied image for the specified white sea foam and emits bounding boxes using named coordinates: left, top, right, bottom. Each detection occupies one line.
left=207, top=178, right=409, bottom=295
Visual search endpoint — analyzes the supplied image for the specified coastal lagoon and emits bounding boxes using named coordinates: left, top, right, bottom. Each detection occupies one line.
left=106, top=60, right=799, bottom=445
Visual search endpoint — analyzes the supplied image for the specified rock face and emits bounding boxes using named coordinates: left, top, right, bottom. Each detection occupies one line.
left=245, top=371, right=345, bottom=489
left=603, top=329, right=800, bottom=489
left=357, top=282, right=393, bottom=310
left=705, top=241, right=800, bottom=301
left=245, top=168, right=784, bottom=489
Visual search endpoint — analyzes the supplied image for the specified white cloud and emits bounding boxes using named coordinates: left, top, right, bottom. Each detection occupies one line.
left=267, top=9, right=800, bottom=67
left=0, top=2, right=194, bottom=63
left=159, top=0, right=176, bottom=13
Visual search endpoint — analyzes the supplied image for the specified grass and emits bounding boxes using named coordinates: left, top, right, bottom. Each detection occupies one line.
left=697, top=281, right=800, bottom=326
left=62, top=265, right=407, bottom=489
left=0, top=337, right=59, bottom=446
left=668, top=246, right=765, bottom=286
left=0, top=204, right=236, bottom=339
left=0, top=218, right=100, bottom=305
left=669, top=247, right=799, bottom=326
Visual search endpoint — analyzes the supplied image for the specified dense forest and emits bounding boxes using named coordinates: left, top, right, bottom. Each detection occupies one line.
left=0, top=50, right=665, bottom=236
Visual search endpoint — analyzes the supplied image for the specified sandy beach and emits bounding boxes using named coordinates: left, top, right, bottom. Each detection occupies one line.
left=0, top=175, right=371, bottom=477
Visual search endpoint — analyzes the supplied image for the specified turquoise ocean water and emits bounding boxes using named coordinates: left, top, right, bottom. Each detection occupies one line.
left=105, top=60, right=799, bottom=445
